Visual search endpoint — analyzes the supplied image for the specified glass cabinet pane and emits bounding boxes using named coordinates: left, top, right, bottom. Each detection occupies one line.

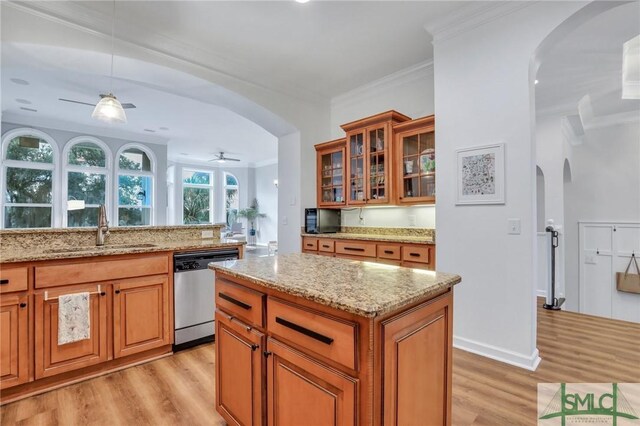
left=368, top=127, right=386, bottom=201
left=319, top=149, right=344, bottom=204
left=401, top=130, right=435, bottom=200
left=349, top=133, right=365, bottom=202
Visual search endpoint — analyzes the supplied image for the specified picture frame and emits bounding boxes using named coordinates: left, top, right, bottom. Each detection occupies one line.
left=456, top=143, right=505, bottom=205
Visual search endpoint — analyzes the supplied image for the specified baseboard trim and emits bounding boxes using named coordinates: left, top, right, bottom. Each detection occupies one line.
left=536, top=289, right=547, bottom=298
left=453, top=335, right=542, bottom=371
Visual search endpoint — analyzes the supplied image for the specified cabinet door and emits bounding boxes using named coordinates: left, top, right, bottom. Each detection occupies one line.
left=318, top=148, right=346, bottom=207
left=366, top=125, right=391, bottom=204
left=216, top=311, right=265, bottom=426
left=396, top=125, right=435, bottom=205
left=0, top=294, right=29, bottom=389
left=346, top=131, right=366, bottom=205
left=381, top=293, right=452, bottom=426
left=113, top=275, right=170, bottom=358
left=267, top=338, right=357, bottom=426
left=34, top=284, right=107, bottom=379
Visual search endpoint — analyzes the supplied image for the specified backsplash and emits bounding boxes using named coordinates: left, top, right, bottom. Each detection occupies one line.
left=341, top=226, right=434, bottom=240
left=0, top=224, right=223, bottom=252
left=340, top=205, right=436, bottom=228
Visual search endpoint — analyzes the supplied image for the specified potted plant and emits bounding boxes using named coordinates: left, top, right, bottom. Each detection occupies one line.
left=237, top=198, right=266, bottom=239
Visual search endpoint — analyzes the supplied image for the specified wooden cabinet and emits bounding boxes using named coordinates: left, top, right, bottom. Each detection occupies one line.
left=113, top=275, right=170, bottom=358
left=381, top=294, right=452, bottom=425
left=0, top=294, right=29, bottom=389
left=267, top=338, right=357, bottom=426
left=341, top=111, right=411, bottom=206
left=0, top=267, right=28, bottom=294
left=316, top=139, right=346, bottom=208
left=394, top=115, right=436, bottom=205
left=215, top=311, right=265, bottom=426
left=34, top=283, right=108, bottom=379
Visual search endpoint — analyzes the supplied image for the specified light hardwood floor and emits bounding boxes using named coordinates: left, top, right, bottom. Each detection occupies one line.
left=2, top=299, right=638, bottom=425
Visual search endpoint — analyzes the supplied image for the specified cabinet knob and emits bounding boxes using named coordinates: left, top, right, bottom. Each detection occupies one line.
left=251, top=344, right=259, bottom=351
left=19, top=302, right=27, bottom=308
left=263, top=351, right=272, bottom=358
left=115, top=289, right=121, bottom=294
left=100, top=292, right=106, bottom=296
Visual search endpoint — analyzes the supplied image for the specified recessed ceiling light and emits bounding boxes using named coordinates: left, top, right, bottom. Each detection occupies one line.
left=295, top=0, right=310, bottom=3
left=15, top=99, right=32, bottom=105
left=159, top=127, right=170, bottom=131
left=20, top=107, right=37, bottom=112
left=534, top=79, right=539, bottom=85
left=10, top=78, right=30, bottom=85
left=143, top=129, right=156, bottom=133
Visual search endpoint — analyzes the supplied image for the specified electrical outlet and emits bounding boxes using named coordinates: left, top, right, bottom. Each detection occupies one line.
left=408, top=215, right=416, bottom=227
left=201, top=230, right=214, bottom=239
left=507, top=218, right=521, bottom=235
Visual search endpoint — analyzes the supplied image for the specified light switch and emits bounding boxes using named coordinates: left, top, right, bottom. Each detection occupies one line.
left=508, top=218, right=521, bottom=235
left=289, top=196, right=296, bottom=206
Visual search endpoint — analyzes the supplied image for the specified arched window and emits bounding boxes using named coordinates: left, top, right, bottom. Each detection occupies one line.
left=1, top=129, right=58, bottom=228
left=224, top=172, right=239, bottom=227
left=116, top=144, right=155, bottom=226
left=63, top=137, right=111, bottom=227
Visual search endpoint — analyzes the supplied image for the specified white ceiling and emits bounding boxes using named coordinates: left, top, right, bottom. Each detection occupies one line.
left=536, top=2, right=640, bottom=119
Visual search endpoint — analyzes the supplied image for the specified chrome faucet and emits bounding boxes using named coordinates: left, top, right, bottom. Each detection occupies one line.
left=96, top=205, right=110, bottom=246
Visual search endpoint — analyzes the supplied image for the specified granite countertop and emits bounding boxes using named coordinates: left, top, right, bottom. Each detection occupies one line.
left=0, top=238, right=245, bottom=263
left=301, top=232, right=434, bottom=245
left=210, top=253, right=460, bottom=317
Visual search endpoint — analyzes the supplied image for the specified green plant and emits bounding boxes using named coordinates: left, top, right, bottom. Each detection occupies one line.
left=236, top=198, right=266, bottom=235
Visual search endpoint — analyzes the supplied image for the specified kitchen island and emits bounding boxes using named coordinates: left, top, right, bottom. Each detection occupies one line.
left=209, top=253, right=461, bottom=426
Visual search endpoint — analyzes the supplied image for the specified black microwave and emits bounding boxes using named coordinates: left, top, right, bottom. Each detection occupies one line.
left=305, top=208, right=341, bottom=234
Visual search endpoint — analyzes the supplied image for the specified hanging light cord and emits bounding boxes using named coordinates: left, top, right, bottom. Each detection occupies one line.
left=109, top=0, right=115, bottom=94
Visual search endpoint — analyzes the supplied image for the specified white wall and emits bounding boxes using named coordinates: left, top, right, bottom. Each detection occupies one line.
left=1, top=121, right=168, bottom=226
left=341, top=206, right=435, bottom=229
left=432, top=2, right=587, bottom=370
left=564, top=122, right=640, bottom=311
left=254, top=163, right=278, bottom=245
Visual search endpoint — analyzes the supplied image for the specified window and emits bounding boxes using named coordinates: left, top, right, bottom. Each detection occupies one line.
left=117, top=145, right=154, bottom=226
left=63, top=137, right=111, bottom=227
left=224, top=172, right=239, bottom=227
left=1, top=129, right=58, bottom=228
left=183, top=169, right=214, bottom=224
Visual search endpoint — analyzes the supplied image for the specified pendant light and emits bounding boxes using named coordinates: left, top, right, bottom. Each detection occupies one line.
left=92, top=0, right=127, bottom=124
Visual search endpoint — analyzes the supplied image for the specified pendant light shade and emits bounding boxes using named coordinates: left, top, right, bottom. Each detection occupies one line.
left=92, top=93, right=127, bottom=124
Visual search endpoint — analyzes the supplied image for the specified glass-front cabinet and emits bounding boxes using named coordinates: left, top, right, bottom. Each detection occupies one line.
left=393, top=115, right=436, bottom=205
left=315, top=138, right=346, bottom=208
left=342, top=111, right=411, bottom=206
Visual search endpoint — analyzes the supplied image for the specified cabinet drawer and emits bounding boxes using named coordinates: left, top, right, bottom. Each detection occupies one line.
left=377, top=244, right=401, bottom=260
left=216, top=278, right=265, bottom=328
left=318, top=240, right=335, bottom=253
left=35, top=254, right=169, bottom=288
left=267, top=297, right=358, bottom=371
left=302, top=237, right=318, bottom=251
left=401, top=245, right=431, bottom=264
left=0, top=267, right=28, bottom=293
left=335, top=241, right=376, bottom=258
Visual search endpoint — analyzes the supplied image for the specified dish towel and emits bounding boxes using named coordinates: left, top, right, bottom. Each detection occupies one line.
left=58, top=292, right=90, bottom=345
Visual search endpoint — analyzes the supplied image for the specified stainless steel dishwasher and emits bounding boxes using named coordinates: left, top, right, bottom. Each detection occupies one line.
left=173, top=248, right=239, bottom=351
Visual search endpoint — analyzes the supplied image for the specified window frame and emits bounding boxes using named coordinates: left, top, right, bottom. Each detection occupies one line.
left=182, top=168, right=215, bottom=225
left=223, top=172, right=240, bottom=226
left=115, top=143, right=156, bottom=227
left=62, top=136, right=112, bottom=228
left=0, top=128, right=60, bottom=229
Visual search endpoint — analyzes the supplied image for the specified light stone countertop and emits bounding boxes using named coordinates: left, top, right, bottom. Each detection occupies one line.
left=0, top=239, right=244, bottom=264
left=301, top=232, right=434, bottom=245
left=209, top=253, right=460, bottom=318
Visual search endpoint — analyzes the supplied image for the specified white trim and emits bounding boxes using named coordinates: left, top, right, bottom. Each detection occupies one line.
left=453, top=335, right=542, bottom=371
left=115, top=143, right=157, bottom=226
left=1, top=127, right=60, bottom=228
left=536, top=289, right=547, bottom=298
left=62, top=136, right=112, bottom=227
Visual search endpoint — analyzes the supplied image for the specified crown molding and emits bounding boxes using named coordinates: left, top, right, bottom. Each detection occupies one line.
left=424, top=1, right=539, bottom=43
left=4, top=1, right=328, bottom=105
left=331, top=60, right=434, bottom=107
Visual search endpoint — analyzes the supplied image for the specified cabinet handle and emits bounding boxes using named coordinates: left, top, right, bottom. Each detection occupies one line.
left=219, top=292, right=252, bottom=310
left=0, top=279, right=9, bottom=285
left=384, top=250, right=394, bottom=255
left=344, top=247, right=365, bottom=252
left=322, top=245, right=330, bottom=249
left=306, top=244, right=314, bottom=247
left=100, top=292, right=106, bottom=296
left=264, top=351, right=272, bottom=358
left=409, top=253, right=421, bottom=257
left=275, top=317, right=334, bottom=345
left=115, top=289, right=121, bottom=294
left=19, top=302, right=27, bottom=308
left=251, top=344, right=259, bottom=351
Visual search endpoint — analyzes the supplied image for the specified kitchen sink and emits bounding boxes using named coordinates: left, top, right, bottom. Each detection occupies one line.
left=45, top=243, right=157, bottom=253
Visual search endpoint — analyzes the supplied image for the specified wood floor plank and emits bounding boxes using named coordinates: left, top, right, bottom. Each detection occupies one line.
left=1, top=299, right=638, bottom=425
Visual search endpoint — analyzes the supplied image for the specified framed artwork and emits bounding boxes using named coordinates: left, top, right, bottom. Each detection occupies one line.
left=456, top=143, right=505, bottom=205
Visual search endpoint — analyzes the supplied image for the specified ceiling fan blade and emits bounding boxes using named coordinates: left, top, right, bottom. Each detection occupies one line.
left=59, top=98, right=96, bottom=107
left=121, top=103, right=137, bottom=109
left=226, top=158, right=241, bottom=162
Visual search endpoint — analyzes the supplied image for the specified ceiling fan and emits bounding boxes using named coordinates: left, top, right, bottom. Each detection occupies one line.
left=208, top=152, right=241, bottom=163
left=59, top=94, right=137, bottom=110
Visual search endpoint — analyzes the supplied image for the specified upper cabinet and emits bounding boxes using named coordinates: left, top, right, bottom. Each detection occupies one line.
left=315, top=138, right=346, bottom=208
left=316, top=111, right=435, bottom=208
left=341, top=111, right=411, bottom=206
left=394, top=115, right=436, bottom=205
